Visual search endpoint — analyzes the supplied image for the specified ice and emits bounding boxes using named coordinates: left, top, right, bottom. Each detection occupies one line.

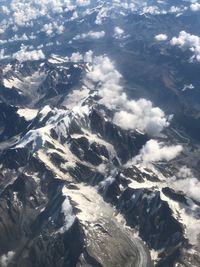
left=17, top=108, right=38, bottom=121
left=160, top=191, right=200, bottom=245
left=48, top=55, right=69, bottom=64
left=3, top=77, right=22, bottom=89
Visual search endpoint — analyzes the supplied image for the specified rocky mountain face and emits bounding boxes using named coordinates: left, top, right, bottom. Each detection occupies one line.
left=0, top=57, right=199, bottom=267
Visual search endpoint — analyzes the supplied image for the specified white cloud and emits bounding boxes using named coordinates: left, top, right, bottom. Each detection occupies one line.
left=86, top=55, right=125, bottom=107
left=0, top=251, right=15, bottom=267
left=76, top=0, right=90, bottom=6
left=155, top=33, right=168, bottom=41
left=170, top=166, right=200, bottom=202
left=43, top=23, right=55, bottom=36
left=1, top=6, right=10, bottom=15
left=46, top=42, right=54, bottom=47
left=132, top=139, right=183, bottom=164
left=86, top=55, right=121, bottom=85
left=6, top=33, right=36, bottom=44
left=170, top=31, right=200, bottom=62
left=42, top=22, right=64, bottom=37
left=114, top=27, right=124, bottom=37
left=3, top=0, right=75, bottom=29
left=13, top=45, right=45, bottom=62
left=86, top=55, right=170, bottom=136
left=70, top=52, right=83, bottom=62
left=0, top=28, right=5, bottom=34
left=113, top=101, right=170, bottom=136
left=190, top=2, right=200, bottom=12
left=58, top=187, right=76, bottom=233
left=73, top=31, right=105, bottom=40
left=83, top=50, right=93, bottom=63
left=142, top=6, right=161, bottom=15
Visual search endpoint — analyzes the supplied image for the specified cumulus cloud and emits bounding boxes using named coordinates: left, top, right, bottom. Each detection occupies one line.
left=0, top=251, right=15, bottom=267
left=86, top=55, right=170, bottom=136
left=142, top=6, right=161, bottom=15
left=42, top=22, right=64, bottom=37
left=113, top=101, right=170, bottom=136
left=131, top=139, right=183, bottom=164
left=86, top=56, right=121, bottom=85
left=13, top=45, right=45, bottom=62
left=0, top=28, right=5, bottom=34
left=169, top=166, right=200, bottom=202
left=155, top=34, right=168, bottom=41
left=5, top=33, right=36, bottom=44
left=2, top=0, right=76, bottom=30
left=76, top=0, right=90, bottom=6
left=190, top=2, right=200, bottom=12
left=70, top=52, right=83, bottom=62
left=1, top=6, right=10, bottom=15
left=83, top=50, right=93, bottom=63
left=170, top=31, right=200, bottom=62
left=114, top=27, right=124, bottom=38
left=11, top=3, right=39, bottom=26
left=86, top=55, right=125, bottom=106
left=73, top=31, right=105, bottom=40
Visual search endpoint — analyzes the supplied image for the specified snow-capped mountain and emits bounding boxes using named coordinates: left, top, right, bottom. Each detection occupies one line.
left=0, top=55, right=199, bottom=267
left=0, top=1, right=200, bottom=267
